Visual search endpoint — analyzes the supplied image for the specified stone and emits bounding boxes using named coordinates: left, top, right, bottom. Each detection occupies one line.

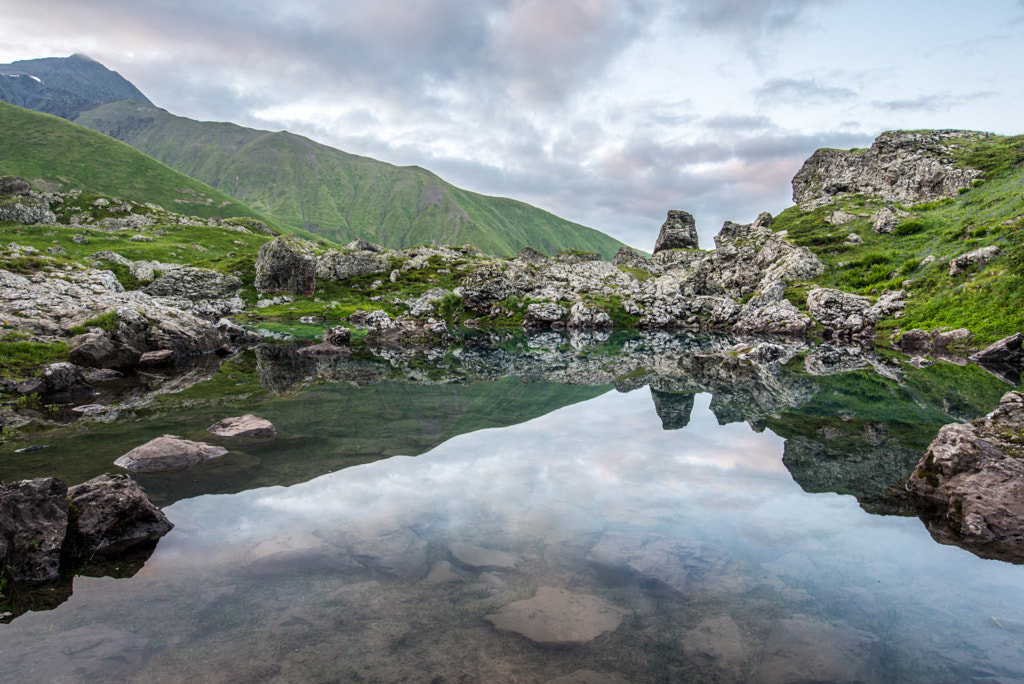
left=752, top=619, right=881, bottom=684
left=871, top=205, right=905, bottom=233
left=336, top=518, right=429, bottom=580
left=908, top=391, right=1024, bottom=547
left=254, top=234, right=319, bottom=296
left=65, top=474, right=173, bottom=556
left=423, top=560, right=461, bottom=585
left=793, top=129, right=989, bottom=209
left=0, top=175, right=32, bottom=196
left=316, top=249, right=389, bottom=282
left=524, top=302, right=567, bottom=327
left=971, top=333, right=1024, bottom=366
left=447, top=542, right=520, bottom=572
left=611, top=246, right=654, bottom=273
left=114, top=435, right=229, bottom=472
left=516, top=246, right=549, bottom=264
left=243, top=532, right=356, bottom=576
left=826, top=210, right=859, bottom=225
left=297, top=342, right=352, bottom=357
left=0, top=625, right=151, bottom=681
left=323, top=326, right=352, bottom=346
left=682, top=616, right=748, bottom=678
left=586, top=532, right=735, bottom=596
left=0, top=477, right=69, bottom=581
left=207, top=414, right=276, bottom=439
left=142, top=267, right=242, bottom=299
left=485, top=587, right=626, bottom=647
left=138, top=349, right=177, bottom=366
left=68, top=333, right=139, bottom=369
left=653, top=210, right=699, bottom=253
left=949, top=246, right=1001, bottom=276
left=38, top=361, right=91, bottom=394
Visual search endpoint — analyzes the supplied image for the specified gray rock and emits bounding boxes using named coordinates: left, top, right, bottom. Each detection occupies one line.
left=793, top=129, right=989, bottom=209
left=751, top=618, right=882, bottom=684
left=323, top=326, right=352, bottom=346
left=908, top=391, right=1024, bottom=545
left=525, top=302, right=567, bottom=327
left=254, top=235, right=319, bottom=296
left=826, top=210, right=859, bottom=225
left=0, top=625, right=151, bottom=681
left=949, top=245, right=1001, bottom=276
left=871, top=205, right=906, bottom=233
left=70, top=333, right=142, bottom=369
left=138, top=349, right=177, bottom=366
left=114, top=435, right=229, bottom=473
left=611, top=246, right=654, bottom=273
left=38, top=361, right=91, bottom=394
left=316, top=249, right=389, bottom=282
left=683, top=616, right=748, bottom=679
left=653, top=210, right=699, bottom=253
left=515, top=246, right=549, bottom=264
left=447, top=542, right=520, bottom=572
left=484, top=587, right=626, bottom=647
left=0, top=195, right=57, bottom=225
left=208, top=414, right=276, bottom=439
left=65, top=474, right=173, bottom=556
left=0, top=176, right=32, bottom=196
left=0, top=477, right=69, bottom=581
left=142, top=267, right=242, bottom=299
left=337, top=519, right=429, bottom=580
left=544, top=671, right=627, bottom=684
left=586, top=532, right=736, bottom=596
left=971, top=333, right=1024, bottom=366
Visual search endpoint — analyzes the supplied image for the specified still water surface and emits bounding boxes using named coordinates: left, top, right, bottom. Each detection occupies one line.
left=2, top=336, right=1024, bottom=682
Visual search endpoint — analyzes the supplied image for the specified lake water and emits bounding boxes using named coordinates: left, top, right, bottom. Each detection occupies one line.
left=2, top=332, right=1024, bottom=682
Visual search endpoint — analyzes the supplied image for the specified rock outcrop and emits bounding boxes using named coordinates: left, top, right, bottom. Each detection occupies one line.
left=254, top=234, right=318, bottom=296
left=792, top=129, right=989, bottom=209
left=908, top=391, right=1024, bottom=552
left=653, top=210, right=699, bottom=252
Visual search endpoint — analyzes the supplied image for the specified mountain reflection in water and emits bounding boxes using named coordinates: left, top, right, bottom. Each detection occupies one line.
left=1, top=332, right=1023, bottom=682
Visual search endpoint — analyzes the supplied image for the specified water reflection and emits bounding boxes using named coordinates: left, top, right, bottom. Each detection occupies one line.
left=4, top=386, right=1024, bottom=682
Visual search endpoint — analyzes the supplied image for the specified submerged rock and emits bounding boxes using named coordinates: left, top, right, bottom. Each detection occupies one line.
left=484, top=587, right=626, bottom=647
left=447, top=542, right=520, bottom=572
left=751, top=618, right=882, bottom=684
left=114, top=435, right=228, bottom=472
left=208, top=414, right=276, bottom=439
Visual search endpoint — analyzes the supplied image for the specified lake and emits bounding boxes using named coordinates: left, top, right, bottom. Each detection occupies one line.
left=2, top=331, right=1024, bottom=683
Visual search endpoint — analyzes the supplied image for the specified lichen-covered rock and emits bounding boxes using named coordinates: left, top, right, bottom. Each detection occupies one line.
left=65, top=474, right=173, bottom=556
left=525, top=302, right=567, bottom=327
left=653, top=210, right=699, bottom=253
left=806, top=288, right=905, bottom=338
left=793, top=129, right=989, bottom=209
left=871, top=205, right=908, bottom=233
left=142, top=267, right=241, bottom=299
left=315, top=249, right=389, bottom=282
left=254, top=235, right=319, bottom=296
left=949, top=245, right=1001, bottom=276
left=0, top=477, right=69, bottom=581
left=908, top=391, right=1024, bottom=548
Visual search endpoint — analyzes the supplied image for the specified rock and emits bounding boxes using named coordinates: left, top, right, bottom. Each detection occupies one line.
left=142, top=267, right=242, bottom=299
left=971, top=333, right=1024, bottom=366
left=0, top=175, right=32, bottom=196
left=0, top=477, right=69, bottom=581
left=515, top=246, right=549, bottom=264
left=611, top=246, right=654, bottom=273
left=138, top=349, right=177, bottom=366
left=871, top=205, right=906, bottom=233
left=0, top=195, right=57, bottom=225
left=525, top=302, right=567, bottom=327
left=845, top=232, right=863, bottom=245
left=296, top=342, right=353, bottom=357
left=38, top=361, right=91, bottom=394
left=751, top=618, right=881, bottom=684
left=931, top=328, right=973, bottom=349
left=114, top=435, right=228, bottom=473
left=65, top=474, right=173, bottom=556
left=567, top=302, right=612, bottom=329
left=484, top=587, right=626, bottom=647
left=68, top=333, right=141, bottom=369
left=586, top=532, right=736, bottom=596
left=323, top=326, right=352, bottom=346
left=316, top=249, right=389, bottom=282
left=447, top=542, right=520, bottom=572
left=243, top=532, right=356, bottom=576
left=949, top=245, right=1001, bottom=276
left=682, top=616, right=748, bottom=678
left=364, top=313, right=454, bottom=349
left=793, top=129, right=989, bottom=209
left=653, top=210, right=699, bottom=252
left=544, top=671, right=627, bottom=684
left=336, top=519, right=429, bottom=580
left=0, top=625, right=151, bottom=681
left=826, top=210, right=859, bottom=225
left=254, top=235, right=319, bottom=296
left=806, top=287, right=904, bottom=338
left=908, top=391, right=1024, bottom=545
left=207, top=414, right=276, bottom=439
left=650, top=389, right=695, bottom=430
left=423, top=560, right=462, bottom=585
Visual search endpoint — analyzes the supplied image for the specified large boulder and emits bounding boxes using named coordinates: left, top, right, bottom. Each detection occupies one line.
left=315, top=249, right=389, bottom=282
left=793, top=129, right=989, bottom=209
left=69, top=332, right=142, bottom=369
left=0, top=478, right=69, bottom=581
left=653, top=210, right=699, bottom=253
left=971, top=333, right=1024, bottom=366
left=908, top=391, right=1024, bottom=548
left=949, top=246, right=1001, bottom=276
left=142, top=267, right=242, bottom=299
left=207, top=415, right=276, bottom=439
left=65, top=474, right=173, bottom=556
left=114, top=435, right=228, bottom=473
left=254, top=235, right=319, bottom=296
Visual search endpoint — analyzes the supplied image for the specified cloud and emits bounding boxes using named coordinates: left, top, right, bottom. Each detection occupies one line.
left=754, top=77, right=858, bottom=106
left=674, top=0, right=837, bottom=36
left=873, top=91, right=995, bottom=112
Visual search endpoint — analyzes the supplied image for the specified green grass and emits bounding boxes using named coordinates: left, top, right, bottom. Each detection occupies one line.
left=0, top=339, right=69, bottom=379
left=0, top=102, right=273, bottom=224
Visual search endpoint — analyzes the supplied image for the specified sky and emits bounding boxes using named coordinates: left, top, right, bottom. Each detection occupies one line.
left=1, top=0, right=1022, bottom=250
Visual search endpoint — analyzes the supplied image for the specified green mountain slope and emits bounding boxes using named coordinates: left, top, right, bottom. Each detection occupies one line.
left=0, top=101, right=271, bottom=223
left=74, top=100, right=625, bottom=257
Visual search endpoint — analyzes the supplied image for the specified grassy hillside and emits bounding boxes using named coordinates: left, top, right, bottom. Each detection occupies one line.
left=74, top=100, right=625, bottom=257
left=773, top=133, right=1024, bottom=344
left=0, top=102, right=272, bottom=224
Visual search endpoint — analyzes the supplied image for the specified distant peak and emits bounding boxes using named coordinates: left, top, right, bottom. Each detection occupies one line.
left=68, top=53, right=97, bottom=62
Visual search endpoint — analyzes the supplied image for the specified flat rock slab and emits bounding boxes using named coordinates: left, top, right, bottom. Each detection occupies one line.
left=208, top=414, right=276, bottom=438
left=114, top=434, right=228, bottom=472
left=448, top=542, right=520, bottom=571
left=485, top=587, right=625, bottom=647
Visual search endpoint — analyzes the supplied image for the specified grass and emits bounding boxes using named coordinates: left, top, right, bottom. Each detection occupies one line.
left=0, top=339, right=69, bottom=379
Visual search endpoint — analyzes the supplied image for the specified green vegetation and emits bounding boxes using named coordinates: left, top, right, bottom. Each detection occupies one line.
left=0, top=338, right=68, bottom=378
left=0, top=102, right=272, bottom=224
left=772, top=138, right=1024, bottom=344
left=73, top=101, right=626, bottom=258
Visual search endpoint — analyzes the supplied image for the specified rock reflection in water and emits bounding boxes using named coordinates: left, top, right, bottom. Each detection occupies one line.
left=4, top=389, right=1024, bottom=682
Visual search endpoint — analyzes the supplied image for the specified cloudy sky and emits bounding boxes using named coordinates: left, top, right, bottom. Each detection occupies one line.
left=1, top=0, right=1022, bottom=249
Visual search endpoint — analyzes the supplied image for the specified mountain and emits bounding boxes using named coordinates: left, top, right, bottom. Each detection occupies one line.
left=0, top=101, right=271, bottom=223
left=0, top=54, right=626, bottom=258
left=0, top=53, right=151, bottom=120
